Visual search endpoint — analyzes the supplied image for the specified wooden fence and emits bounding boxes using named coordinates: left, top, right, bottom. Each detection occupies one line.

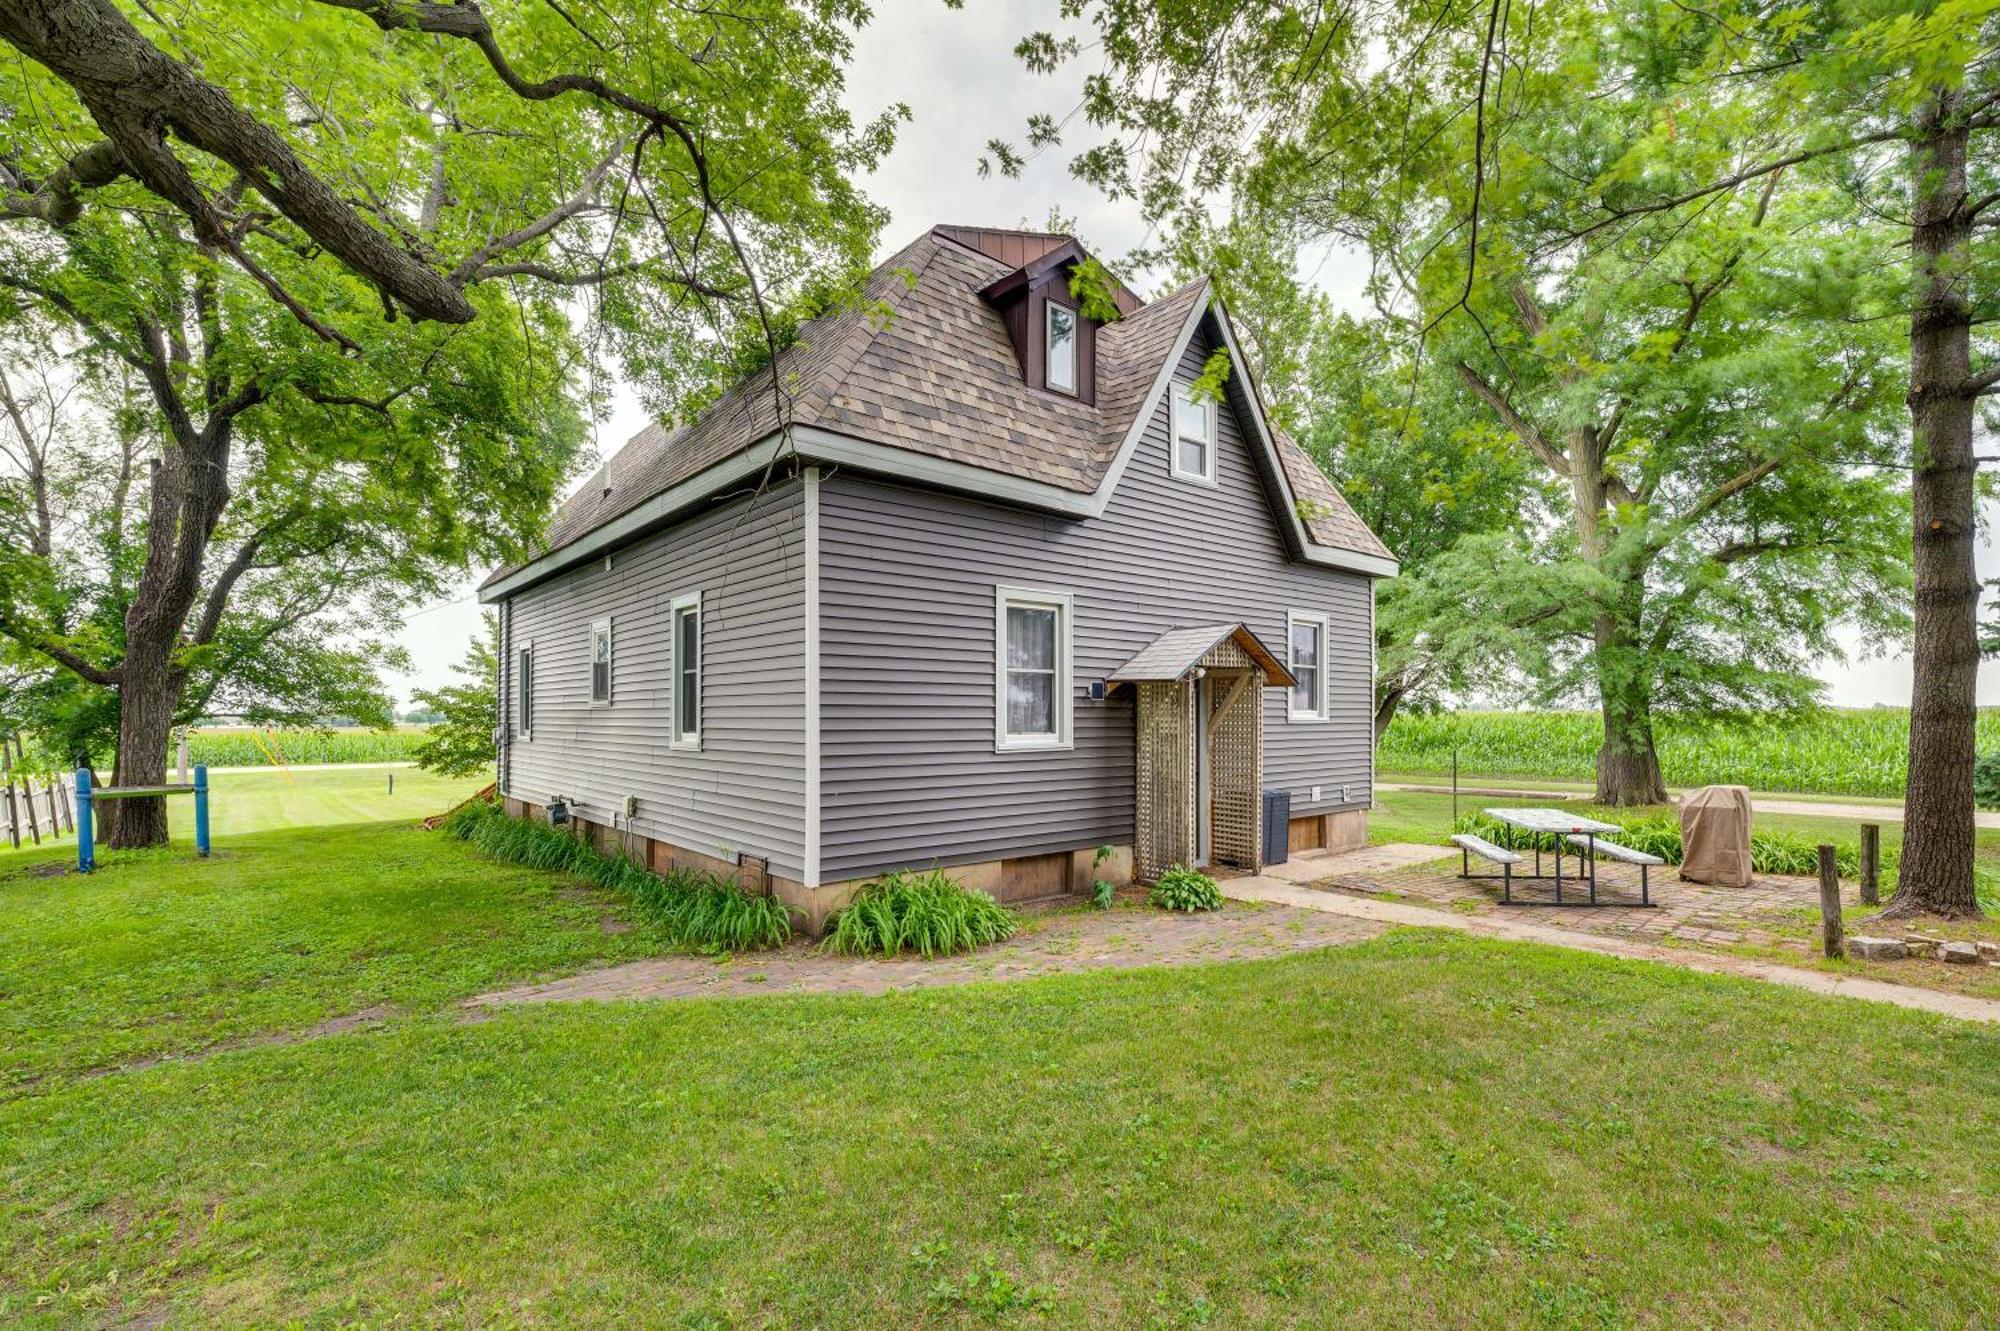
left=2, top=734, right=73, bottom=849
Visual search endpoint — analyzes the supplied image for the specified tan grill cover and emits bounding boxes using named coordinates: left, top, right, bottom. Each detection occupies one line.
left=1679, top=785, right=1753, bottom=887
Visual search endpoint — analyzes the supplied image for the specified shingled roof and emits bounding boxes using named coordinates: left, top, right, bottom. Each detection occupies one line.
left=485, top=225, right=1393, bottom=591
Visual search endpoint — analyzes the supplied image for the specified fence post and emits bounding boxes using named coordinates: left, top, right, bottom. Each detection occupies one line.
left=76, top=769, right=94, bottom=873
left=1817, top=843, right=1843, bottom=959
left=2, top=741, right=17, bottom=851
left=193, top=764, right=210, bottom=858
left=1859, top=823, right=1880, bottom=906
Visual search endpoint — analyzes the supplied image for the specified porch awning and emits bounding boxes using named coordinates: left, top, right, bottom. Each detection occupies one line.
left=1108, top=623, right=1296, bottom=688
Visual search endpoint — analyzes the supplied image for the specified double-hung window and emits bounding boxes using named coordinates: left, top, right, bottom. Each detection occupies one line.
left=516, top=643, right=535, bottom=737
left=671, top=592, right=701, bottom=749
left=995, top=586, right=1073, bottom=751
left=1045, top=300, right=1077, bottom=395
left=1172, top=383, right=1216, bottom=483
left=589, top=618, right=613, bottom=704
left=1287, top=611, right=1329, bottom=721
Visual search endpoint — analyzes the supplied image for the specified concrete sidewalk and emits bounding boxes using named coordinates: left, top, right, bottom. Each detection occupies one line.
left=1230, top=847, right=2000, bottom=1025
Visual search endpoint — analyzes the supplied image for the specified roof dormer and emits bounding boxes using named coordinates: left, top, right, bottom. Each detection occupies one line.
left=968, top=234, right=1141, bottom=407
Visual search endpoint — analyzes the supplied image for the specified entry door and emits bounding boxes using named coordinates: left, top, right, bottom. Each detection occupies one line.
left=1194, top=676, right=1212, bottom=866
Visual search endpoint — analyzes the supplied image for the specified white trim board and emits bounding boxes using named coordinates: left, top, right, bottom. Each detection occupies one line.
left=803, top=466, right=821, bottom=888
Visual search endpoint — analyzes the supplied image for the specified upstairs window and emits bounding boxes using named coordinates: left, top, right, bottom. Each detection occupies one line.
left=1287, top=612, right=1329, bottom=721
left=516, top=643, right=535, bottom=737
left=995, top=586, right=1073, bottom=751
left=1172, top=384, right=1216, bottom=484
left=589, top=617, right=613, bottom=704
left=1045, top=301, right=1077, bottom=395
left=671, top=592, right=701, bottom=749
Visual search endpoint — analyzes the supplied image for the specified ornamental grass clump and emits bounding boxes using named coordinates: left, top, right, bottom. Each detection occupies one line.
left=822, top=869, right=1018, bottom=958
left=442, top=798, right=789, bottom=949
left=1149, top=864, right=1222, bottom=912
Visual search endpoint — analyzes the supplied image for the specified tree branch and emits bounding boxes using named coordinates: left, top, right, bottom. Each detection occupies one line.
left=0, top=137, right=126, bottom=226
left=1454, top=360, right=1569, bottom=477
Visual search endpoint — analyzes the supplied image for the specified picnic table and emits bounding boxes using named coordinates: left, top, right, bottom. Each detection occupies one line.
left=1478, top=807, right=1623, bottom=906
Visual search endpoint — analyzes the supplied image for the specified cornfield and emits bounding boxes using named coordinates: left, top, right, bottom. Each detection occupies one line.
left=183, top=727, right=431, bottom=767
left=1379, top=708, right=2000, bottom=798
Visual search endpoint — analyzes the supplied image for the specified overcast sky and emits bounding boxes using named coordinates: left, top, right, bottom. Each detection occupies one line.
left=383, top=0, right=1998, bottom=713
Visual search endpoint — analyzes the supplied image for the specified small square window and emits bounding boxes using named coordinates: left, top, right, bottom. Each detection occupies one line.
left=589, top=618, right=613, bottom=704
left=1045, top=301, right=1077, bottom=395
left=671, top=593, right=701, bottom=749
left=1172, top=384, right=1216, bottom=484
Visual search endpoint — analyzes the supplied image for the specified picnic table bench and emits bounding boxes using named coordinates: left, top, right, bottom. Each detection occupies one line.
left=1459, top=807, right=1658, bottom=908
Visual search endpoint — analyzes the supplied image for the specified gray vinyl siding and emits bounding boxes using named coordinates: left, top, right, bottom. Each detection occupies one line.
left=817, top=328, right=1374, bottom=881
left=498, top=480, right=808, bottom=879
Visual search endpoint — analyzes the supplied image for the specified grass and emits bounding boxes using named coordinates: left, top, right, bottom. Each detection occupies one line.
left=184, top=725, right=431, bottom=767
left=1379, top=707, right=2000, bottom=797
left=1, top=766, right=486, bottom=856
left=2, top=934, right=1997, bottom=1327
left=0, top=820, right=669, bottom=1090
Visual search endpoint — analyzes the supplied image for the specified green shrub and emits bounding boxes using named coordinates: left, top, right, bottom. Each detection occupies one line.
left=1091, top=878, right=1117, bottom=910
left=1976, top=753, right=2000, bottom=811
left=1150, top=863, right=1222, bottom=912
left=1447, top=809, right=1895, bottom=881
left=445, top=801, right=789, bottom=950
left=822, top=869, right=1018, bottom=958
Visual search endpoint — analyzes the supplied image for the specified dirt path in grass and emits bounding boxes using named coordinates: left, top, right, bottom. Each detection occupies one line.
left=467, top=899, right=1388, bottom=1007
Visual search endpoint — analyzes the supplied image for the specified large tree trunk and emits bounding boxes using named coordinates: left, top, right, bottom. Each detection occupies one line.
left=106, top=640, right=176, bottom=847
left=1891, top=91, right=1982, bottom=919
left=1593, top=619, right=1668, bottom=806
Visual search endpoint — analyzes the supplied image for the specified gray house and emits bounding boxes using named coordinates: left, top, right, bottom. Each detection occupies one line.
left=480, top=225, right=1396, bottom=929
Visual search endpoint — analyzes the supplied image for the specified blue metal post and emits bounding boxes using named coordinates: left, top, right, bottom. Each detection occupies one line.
left=75, top=768, right=93, bottom=873
left=193, top=764, right=210, bottom=857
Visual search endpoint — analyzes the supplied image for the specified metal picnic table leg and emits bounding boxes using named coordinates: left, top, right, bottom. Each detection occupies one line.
left=1587, top=832, right=1597, bottom=904
left=1554, top=834, right=1562, bottom=904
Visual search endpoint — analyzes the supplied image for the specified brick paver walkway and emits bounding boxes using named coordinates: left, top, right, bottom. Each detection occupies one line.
left=1318, top=851, right=1821, bottom=955
left=468, top=897, right=1386, bottom=1007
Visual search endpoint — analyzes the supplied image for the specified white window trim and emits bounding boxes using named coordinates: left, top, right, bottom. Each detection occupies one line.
left=1170, top=382, right=1218, bottom=486
left=1045, top=299, right=1078, bottom=396
left=1286, top=611, right=1331, bottom=722
left=588, top=616, right=613, bottom=706
left=994, top=584, right=1074, bottom=753
left=670, top=591, right=702, bottom=750
left=516, top=640, right=534, bottom=739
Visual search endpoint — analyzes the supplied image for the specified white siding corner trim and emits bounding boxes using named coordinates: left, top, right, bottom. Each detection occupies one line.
left=804, top=467, right=822, bottom=887
left=994, top=584, right=1075, bottom=753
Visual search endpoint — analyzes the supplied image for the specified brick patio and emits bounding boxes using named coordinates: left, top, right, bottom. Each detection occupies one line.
left=468, top=894, right=1387, bottom=1007
left=1308, top=849, right=1826, bottom=956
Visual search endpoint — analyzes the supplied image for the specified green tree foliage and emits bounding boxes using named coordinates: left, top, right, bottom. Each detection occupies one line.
left=1000, top=0, right=1912, bottom=808
left=411, top=615, right=500, bottom=781
left=0, top=0, right=902, bottom=845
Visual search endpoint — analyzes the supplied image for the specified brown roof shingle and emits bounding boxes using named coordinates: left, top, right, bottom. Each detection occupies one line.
left=491, top=225, right=1392, bottom=584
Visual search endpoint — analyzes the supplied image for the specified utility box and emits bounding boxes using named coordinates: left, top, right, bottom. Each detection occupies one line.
left=1261, top=789, right=1291, bottom=866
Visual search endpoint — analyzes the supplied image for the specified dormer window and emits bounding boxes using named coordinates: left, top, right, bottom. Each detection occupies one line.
left=1045, top=301, right=1077, bottom=395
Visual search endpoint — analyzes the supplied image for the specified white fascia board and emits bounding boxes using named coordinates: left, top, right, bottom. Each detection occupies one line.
left=1206, top=299, right=1402, bottom=580
left=787, top=425, right=1099, bottom=515
left=477, top=444, right=776, bottom=602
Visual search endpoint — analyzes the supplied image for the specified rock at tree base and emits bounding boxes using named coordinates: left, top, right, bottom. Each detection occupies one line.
left=1847, top=936, right=1908, bottom=961
left=1939, top=941, right=1980, bottom=965
left=1977, top=940, right=2000, bottom=961
left=1904, top=937, right=1937, bottom=959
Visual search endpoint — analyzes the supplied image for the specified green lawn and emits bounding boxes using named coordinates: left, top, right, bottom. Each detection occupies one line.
left=0, top=820, right=668, bottom=1090
left=4, top=810, right=1999, bottom=1327
left=2, top=765, right=486, bottom=856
